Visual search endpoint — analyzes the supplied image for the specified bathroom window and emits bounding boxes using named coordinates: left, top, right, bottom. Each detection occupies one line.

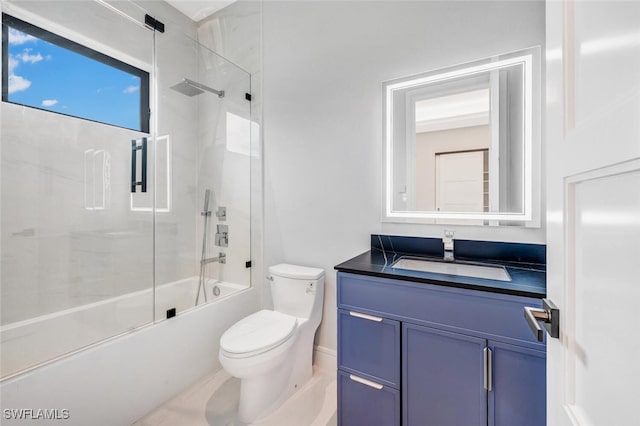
left=2, top=13, right=150, bottom=132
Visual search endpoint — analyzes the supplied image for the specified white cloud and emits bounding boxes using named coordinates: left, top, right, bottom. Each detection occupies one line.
left=8, top=28, right=37, bottom=45
left=8, top=75, right=31, bottom=94
left=8, top=56, right=19, bottom=74
left=123, top=85, right=140, bottom=94
left=6, top=47, right=45, bottom=96
left=18, top=49, right=43, bottom=64
left=7, top=54, right=31, bottom=94
left=41, top=99, right=58, bottom=107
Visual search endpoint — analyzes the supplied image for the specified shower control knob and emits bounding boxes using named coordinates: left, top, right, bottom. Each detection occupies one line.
left=216, top=207, right=227, bottom=221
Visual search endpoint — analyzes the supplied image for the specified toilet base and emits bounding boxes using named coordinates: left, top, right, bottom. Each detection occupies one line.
left=236, top=329, right=314, bottom=423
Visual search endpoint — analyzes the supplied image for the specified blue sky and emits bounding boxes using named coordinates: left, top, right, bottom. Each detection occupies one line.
left=7, top=27, right=142, bottom=131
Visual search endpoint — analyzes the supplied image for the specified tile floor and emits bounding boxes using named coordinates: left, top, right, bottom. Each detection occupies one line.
left=133, top=366, right=337, bottom=426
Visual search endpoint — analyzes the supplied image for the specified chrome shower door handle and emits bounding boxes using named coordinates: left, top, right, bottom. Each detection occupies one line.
left=131, top=137, right=147, bottom=193
left=524, top=298, right=560, bottom=342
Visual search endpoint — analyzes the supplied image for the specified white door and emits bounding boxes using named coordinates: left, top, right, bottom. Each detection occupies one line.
left=546, top=1, right=640, bottom=425
left=435, top=150, right=485, bottom=212
left=435, top=150, right=486, bottom=226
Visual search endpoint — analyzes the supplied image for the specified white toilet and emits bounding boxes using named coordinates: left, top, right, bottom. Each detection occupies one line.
left=219, top=263, right=325, bottom=423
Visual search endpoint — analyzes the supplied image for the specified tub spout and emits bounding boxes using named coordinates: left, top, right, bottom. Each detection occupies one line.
left=201, top=252, right=226, bottom=265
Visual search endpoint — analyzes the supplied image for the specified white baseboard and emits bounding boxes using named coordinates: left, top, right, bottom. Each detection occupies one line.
left=313, top=345, right=337, bottom=372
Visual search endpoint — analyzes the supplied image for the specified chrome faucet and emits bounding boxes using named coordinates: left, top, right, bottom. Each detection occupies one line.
left=443, top=230, right=455, bottom=262
left=201, top=252, right=226, bottom=265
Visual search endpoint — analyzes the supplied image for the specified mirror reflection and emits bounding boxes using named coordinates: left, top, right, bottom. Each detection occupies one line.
left=384, top=48, right=539, bottom=224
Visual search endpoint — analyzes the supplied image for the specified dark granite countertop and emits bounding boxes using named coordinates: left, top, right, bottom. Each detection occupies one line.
left=334, top=236, right=546, bottom=298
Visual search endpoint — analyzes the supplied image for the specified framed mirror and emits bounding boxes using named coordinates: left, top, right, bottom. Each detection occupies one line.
left=383, top=47, right=540, bottom=225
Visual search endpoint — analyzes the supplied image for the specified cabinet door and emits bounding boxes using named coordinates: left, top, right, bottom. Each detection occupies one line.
left=338, top=370, right=400, bottom=426
left=338, top=309, right=400, bottom=388
left=488, top=341, right=546, bottom=426
left=403, top=323, right=487, bottom=426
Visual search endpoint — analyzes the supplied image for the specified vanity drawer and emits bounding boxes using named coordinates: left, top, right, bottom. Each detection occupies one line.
left=338, top=370, right=400, bottom=426
left=338, top=309, right=400, bottom=388
left=338, top=273, right=544, bottom=345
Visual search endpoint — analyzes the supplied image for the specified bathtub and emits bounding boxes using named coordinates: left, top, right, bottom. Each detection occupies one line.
left=0, top=277, right=249, bottom=380
left=0, top=276, right=258, bottom=425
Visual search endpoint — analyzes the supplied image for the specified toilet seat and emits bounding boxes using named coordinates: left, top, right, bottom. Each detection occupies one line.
left=220, top=309, right=297, bottom=358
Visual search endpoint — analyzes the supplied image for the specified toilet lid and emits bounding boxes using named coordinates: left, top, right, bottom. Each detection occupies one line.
left=220, top=310, right=297, bottom=356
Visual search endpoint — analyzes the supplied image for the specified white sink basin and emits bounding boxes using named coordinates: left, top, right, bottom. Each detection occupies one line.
left=391, top=258, right=511, bottom=282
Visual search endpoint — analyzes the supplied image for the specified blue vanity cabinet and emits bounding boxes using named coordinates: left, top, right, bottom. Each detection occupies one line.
left=402, top=324, right=546, bottom=426
left=403, top=323, right=487, bottom=426
left=488, top=341, right=546, bottom=426
left=337, top=272, right=546, bottom=426
left=337, top=309, right=400, bottom=388
left=337, top=309, right=401, bottom=426
left=338, top=370, right=401, bottom=426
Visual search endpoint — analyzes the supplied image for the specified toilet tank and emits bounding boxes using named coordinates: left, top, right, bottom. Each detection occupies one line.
left=269, top=264, right=325, bottom=320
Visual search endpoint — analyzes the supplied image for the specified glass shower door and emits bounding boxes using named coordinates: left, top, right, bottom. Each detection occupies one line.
left=153, top=23, right=253, bottom=319
left=0, top=0, right=156, bottom=378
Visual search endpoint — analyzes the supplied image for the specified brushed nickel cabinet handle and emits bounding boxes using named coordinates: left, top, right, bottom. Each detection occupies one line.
left=484, top=347, right=492, bottom=391
left=349, top=311, right=383, bottom=322
left=349, top=374, right=383, bottom=390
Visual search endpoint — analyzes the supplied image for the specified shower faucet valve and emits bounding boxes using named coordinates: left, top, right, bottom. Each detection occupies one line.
left=216, top=224, right=229, bottom=247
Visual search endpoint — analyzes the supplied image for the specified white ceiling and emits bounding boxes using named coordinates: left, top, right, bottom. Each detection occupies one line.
left=415, top=89, right=490, bottom=133
left=164, top=0, right=235, bottom=22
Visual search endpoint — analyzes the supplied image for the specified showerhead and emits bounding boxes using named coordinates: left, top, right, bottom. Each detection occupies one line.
left=170, top=79, right=204, bottom=97
left=169, top=78, right=225, bottom=98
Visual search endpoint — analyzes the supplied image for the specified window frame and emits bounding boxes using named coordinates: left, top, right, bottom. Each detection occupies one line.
left=2, top=13, right=150, bottom=133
